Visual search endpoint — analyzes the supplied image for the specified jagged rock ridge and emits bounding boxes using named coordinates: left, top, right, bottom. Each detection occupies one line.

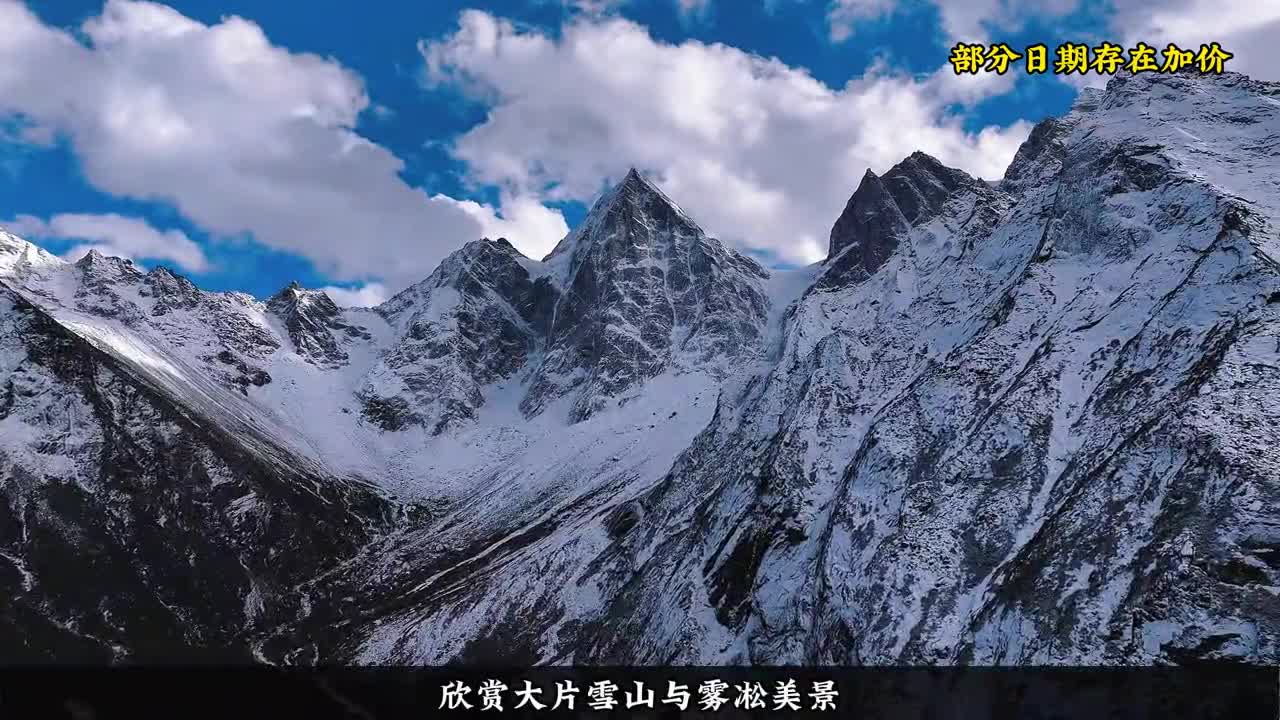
left=525, top=168, right=771, bottom=421
left=0, top=70, right=1277, bottom=666
left=267, top=282, right=372, bottom=368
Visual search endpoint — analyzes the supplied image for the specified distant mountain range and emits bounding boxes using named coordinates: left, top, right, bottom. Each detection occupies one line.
left=1, top=70, right=1278, bottom=665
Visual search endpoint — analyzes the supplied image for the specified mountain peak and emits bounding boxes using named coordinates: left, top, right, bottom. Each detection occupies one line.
left=523, top=166, right=769, bottom=422
left=824, top=152, right=985, bottom=285
left=616, top=167, right=674, bottom=205
left=879, top=152, right=982, bottom=225
left=618, top=166, right=664, bottom=197
left=474, top=236, right=523, bottom=258
left=0, top=227, right=66, bottom=278
left=142, top=265, right=202, bottom=309
left=74, top=247, right=143, bottom=284
left=544, top=167, right=695, bottom=266
left=266, top=282, right=367, bottom=368
left=75, top=248, right=110, bottom=267
left=598, top=167, right=682, bottom=217
left=267, top=282, right=336, bottom=323
left=826, top=168, right=907, bottom=269
left=268, top=281, right=332, bottom=311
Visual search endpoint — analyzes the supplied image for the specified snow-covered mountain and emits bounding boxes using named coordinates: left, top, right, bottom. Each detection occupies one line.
left=1, top=70, right=1278, bottom=665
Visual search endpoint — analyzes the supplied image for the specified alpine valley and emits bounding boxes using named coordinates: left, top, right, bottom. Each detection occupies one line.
left=2, top=70, right=1278, bottom=666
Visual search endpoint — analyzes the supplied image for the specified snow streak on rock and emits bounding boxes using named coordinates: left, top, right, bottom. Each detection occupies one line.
left=525, top=168, right=771, bottom=422
left=0, top=71, right=1277, bottom=666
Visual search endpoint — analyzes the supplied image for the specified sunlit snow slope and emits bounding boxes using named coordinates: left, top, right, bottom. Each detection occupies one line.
left=1, top=70, right=1278, bottom=665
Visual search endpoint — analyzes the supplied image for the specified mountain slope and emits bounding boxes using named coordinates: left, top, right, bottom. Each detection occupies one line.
left=595, top=72, right=1280, bottom=665
left=358, top=237, right=554, bottom=435
left=0, top=70, right=1277, bottom=666
left=0, top=277, right=395, bottom=661
left=313, top=71, right=1280, bottom=666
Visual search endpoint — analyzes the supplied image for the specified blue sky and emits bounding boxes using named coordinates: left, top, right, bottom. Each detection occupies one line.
left=1, top=0, right=1274, bottom=304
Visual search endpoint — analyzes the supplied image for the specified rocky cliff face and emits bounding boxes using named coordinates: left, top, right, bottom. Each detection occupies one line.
left=1, top=70, right=1277, bottom=666
left=267, top=282, right=372, bottom=369
left=579, top=72, right=1280, bottom=665
left=524, top=169, right=771, bottom=421
left=822, top=152, right=995, bottom=288
left=358, top=237, right=553, bottom=434
left=0, top=284, right=394, bottom=662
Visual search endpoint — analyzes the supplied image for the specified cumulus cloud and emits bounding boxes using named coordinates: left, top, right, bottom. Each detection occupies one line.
left=932, top=0, right=1082, bottom=44
left=321, top=281, right=390, bottom=308
left=422, top=11, right=1032, bottom=264
left=441, top=193, right=571, bottom=260
left=823, top=0, right=1279, bottom=83
left=0, top=0, right=566, bottom=291
left=3, top=212, right=209, bottom=271
left=1108, top=0, right=1280, bottom=81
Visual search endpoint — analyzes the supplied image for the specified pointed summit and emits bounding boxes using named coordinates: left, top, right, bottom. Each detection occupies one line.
left=596, top=167, right=682, bottom=216
left=268, top=281, right=333, bottom=315
left=266, top=282, right=369, bottom=368
left=362, top=230, right=553, bottom=435
left=879, top=152, right=983, bottom=226
left=544, top=167, right=695, bottom=265
left=75, top=248, right=115, bottom=270
left=618, top=167, right=659, bottom=196
left=0, top=227, right=66, bottom=278
left=827, top=169, right=909, bottom=265
left=142, top=264, right=202, bottom=314
left=75, top=247, right=133, bottom=268
left=523, top=166, right=769, bottom=423
left=74, top=247, right=143, bottom=284
left=614, top=167, right=682, bottom=211
left=822, top=153, right=989, bottom=289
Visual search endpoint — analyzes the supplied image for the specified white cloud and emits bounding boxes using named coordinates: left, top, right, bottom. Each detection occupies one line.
left=441, top=193, right=571, bottom=260
left=821, top=0, right=1280, bottom=83
left=827, top=0, right=898, bottom=42
left=3, top=212, right=209, bottom=272
left=0, top=0, right=566, bottom=292
left=928, top=0, right=1081, bottom=44
left=1109, top=0, right=1280, bottom=81
left=422, top=11, right=1031, bottom=264
left=321, top=281, right=390, bottom=308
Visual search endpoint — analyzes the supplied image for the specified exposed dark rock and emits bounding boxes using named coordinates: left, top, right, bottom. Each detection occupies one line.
left=823, top=169, right=911, bottom=284
left=0, top=287, right=395, bottom=663
left=266, top=283, right=368, bottom=367
left=523, top=168, right=769, bottom=421
left=1, top=70, right=1278, bottom=669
